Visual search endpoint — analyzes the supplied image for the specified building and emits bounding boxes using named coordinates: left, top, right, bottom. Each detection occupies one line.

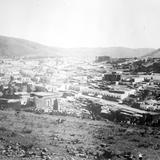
left=103, top=72, right=121, bottom=82
left=133, top=77, right=144, bottom=83
left=0, top=98, right=21, bottom=110
left=81, top=87, right=135, bottom=101
left=145, top=85, right=160, bottom=94
left=14, top=92, right=30, bottom=105
left=95, top=56, right=110, bottom=62
left=31, top=92, right=58, bottom=112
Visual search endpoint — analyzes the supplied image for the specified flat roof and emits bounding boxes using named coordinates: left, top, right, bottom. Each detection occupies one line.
left=31, top=92, right=56, bottom=97
left=0, top=98, right=19, bottom=103
left=109, top=85, right=132, bottom=91
left=14, top=92, right=30, bottom=96
left=119, top=107, right=160, bottom=116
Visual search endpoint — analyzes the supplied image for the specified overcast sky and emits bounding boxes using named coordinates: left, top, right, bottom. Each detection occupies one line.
left=0, top=0, right=160, bottom=48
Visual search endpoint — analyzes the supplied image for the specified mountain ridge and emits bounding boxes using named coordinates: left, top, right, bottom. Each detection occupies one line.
left=0, top=35, right=156, bottom=58
left=143, top=48, right=160, bottom=58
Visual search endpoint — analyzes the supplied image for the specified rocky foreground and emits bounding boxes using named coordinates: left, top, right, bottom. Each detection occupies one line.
left=0, top=110, right=160, bottom=160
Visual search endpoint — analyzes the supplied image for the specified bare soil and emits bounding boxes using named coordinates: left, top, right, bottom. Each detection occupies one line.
left=0, top=110, right=159, bottom=160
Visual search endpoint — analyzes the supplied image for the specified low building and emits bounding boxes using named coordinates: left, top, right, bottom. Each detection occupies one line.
left=0, top=98, right=21, bottom=110
left=145, top=85, right=160, bottom=94
left=95, top=56, right=110, bottom=62
left=14, top=92, right=30, bottom=105
left=103, top=72, right=121, bottom=82
left=133, top=77, right=144, bottom=83
left=81, top=87, right=135, bottom=101
left=31, top=92, right=58, bottom=112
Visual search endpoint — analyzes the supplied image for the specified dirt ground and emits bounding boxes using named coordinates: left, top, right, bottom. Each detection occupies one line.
left=0, top=110, right=160, bottom=160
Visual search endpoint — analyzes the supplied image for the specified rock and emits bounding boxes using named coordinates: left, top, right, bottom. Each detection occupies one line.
left=46, top=155, right=52, bottom=160
left=114, top=150, right=124, bottom=157
left=125, top=128, right=136, bottom=135
left=139, top=129, right=146, bottom=137
left=154, top=143, right=160, bottom=150
left=42, top=148, right=48, bottom=152
left=56, top=118, right=66, bottom=124
left=19, top=149, right=25, bottom=157
left=100, top=143, right=107, bottom=147
left=1, top=149, right=6, bottom=154
left=78, top=153, right=87, bottom=158
left=96, top=150, right=105, bottom=157
left=102, top=148, right=115, bottom=158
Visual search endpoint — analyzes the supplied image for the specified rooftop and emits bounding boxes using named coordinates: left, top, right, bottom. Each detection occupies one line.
left=31, top=92, right=56, bottom=97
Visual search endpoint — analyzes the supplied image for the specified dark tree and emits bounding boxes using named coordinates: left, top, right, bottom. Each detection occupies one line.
left=54, top=99, right=58, bottom=110
left=85, top=100, right=102, bottom=120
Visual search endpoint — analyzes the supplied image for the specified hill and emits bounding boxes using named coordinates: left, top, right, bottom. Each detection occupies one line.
left=143, top=48, right=160, bottom=58
left=0, top=35, right=155, bottom=57
left=0, top=110, right=159, bottom=159
left=57, top=47, right=155, bottom=58
left=0, top=36, right=58, bottom=57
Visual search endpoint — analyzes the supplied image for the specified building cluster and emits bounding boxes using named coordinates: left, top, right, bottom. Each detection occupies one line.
left=0, top=56, right=160, bottom=122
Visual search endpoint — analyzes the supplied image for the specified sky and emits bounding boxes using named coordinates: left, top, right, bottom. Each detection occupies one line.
left=0, top=0, right=160, bottom=48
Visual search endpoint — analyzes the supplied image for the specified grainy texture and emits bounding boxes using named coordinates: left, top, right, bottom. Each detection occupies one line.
left=0, top=110, right=159, bottom=159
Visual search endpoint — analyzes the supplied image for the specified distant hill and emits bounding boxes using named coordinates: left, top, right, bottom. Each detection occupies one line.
left=0, top=35, right=58, bottom=57
left=143, top=48, right=160, bottom=58
left=58, top=47, right=155, bottom=58
left=0, top=35, right=155, bottom=57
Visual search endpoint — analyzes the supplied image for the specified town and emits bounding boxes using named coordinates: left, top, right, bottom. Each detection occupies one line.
left=1, top=0, right=160, bottom=159
left=0, top=56, right=160, bottom=126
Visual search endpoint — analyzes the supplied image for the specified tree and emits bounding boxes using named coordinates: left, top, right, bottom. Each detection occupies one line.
left=0, top=85, right=4, bottom=92
left=53, top=99, right=58, bottom=110
left=84, top=100, right=102, bottom=120
left=9, top=76, right=14, bottom=84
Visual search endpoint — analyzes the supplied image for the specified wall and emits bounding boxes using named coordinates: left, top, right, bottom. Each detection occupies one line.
left=34, top=96, right=56, bottom=112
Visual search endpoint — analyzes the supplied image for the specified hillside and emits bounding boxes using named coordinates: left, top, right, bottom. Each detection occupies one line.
left=0, top=36, right=58, bottom=57
left=0, top=35, right=155, bottom=57
left=0, top=110, right=159, bottom=159
left=143, top=48, right=160, bottom=58
left=58, top=47, right=155, bottom=58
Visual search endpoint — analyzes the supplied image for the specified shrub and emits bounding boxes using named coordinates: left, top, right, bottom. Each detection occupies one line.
left=0, top=115, right=7, bottom=121
left=0, top=126, right=7, bottom=131
left=22, top=127, right=32, bottom=134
